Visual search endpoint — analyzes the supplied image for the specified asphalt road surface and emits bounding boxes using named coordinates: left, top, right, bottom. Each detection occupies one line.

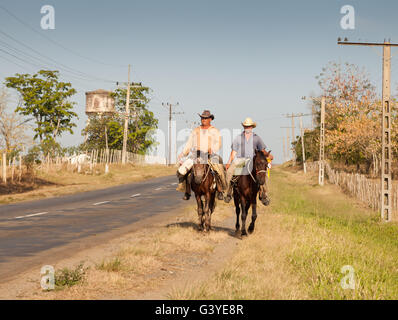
left=0, top=175, right=189, bottom=282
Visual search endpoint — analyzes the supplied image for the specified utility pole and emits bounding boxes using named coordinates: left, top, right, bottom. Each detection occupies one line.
left=291, top=114, right=295, bottom=165
left=286, top=128, right=290, bottom=160
left=319, top=97, right=325, bottom=186
left=122, top=64, right=131, bottom=165
left=338, top=38, right=398, bottom=222
left=283, top=112, right=314, bottom=166
left=300, top=116, right=307, bottom=174
left=281, top=126, right=294, bottom=161
left=116, top=66, right=144, bottom=164
left=162, top=102, right=183, bottom=166
left=282, top=135, right=286, bottom=162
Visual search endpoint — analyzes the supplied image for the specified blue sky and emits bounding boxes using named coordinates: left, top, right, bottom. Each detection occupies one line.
left=1, top=0, right=398, bottom=163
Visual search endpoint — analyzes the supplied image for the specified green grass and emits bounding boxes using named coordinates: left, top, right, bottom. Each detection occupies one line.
left=270, top=168, right=398, bottom=299
left=54, top=263, right=88, bottom=290
left=169, top=167, right=398, bottom=300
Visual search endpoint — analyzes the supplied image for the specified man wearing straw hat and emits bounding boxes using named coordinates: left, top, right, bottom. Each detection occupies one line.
left=176, top=109, right=227, bottom=200
left=224, top=117, right=273, bottom=205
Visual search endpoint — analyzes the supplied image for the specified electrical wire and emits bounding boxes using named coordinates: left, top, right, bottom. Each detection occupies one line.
left=0, top=28, right=116, bottom=83
left=0, top=4, right=125, bottom=68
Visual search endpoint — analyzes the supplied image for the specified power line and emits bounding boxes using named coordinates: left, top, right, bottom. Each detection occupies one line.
left=0, top=4, right=125, bottom=68
left=0, top=28, right=116, bottom=83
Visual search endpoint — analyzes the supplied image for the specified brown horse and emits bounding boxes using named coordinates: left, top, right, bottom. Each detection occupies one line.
left=233, top=149, right=270, bottom=237
left=190, top=151, right=217, bottom=232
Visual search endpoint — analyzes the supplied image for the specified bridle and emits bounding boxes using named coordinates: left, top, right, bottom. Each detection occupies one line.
left=247, top=158, right=268, bottom=184
left=192, top=159, right=211, bottom=185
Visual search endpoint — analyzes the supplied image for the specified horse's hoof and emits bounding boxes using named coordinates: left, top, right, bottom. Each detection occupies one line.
left=241, top=230, right=248, bottom=237
left=248, top=225, right=255, bottom=234
left=261, top=197, right=270, bottom=206
left=183, top=193, right=191, bottom=200
left=224, top=195, right=232, bottom=203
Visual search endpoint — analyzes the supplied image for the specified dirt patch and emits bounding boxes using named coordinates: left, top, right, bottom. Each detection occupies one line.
left=0, top=175, right=58, bottom=195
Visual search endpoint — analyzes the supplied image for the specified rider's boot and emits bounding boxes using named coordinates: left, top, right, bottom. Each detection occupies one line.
left=215, top=174, right=225, bottom=200
left=176, top=171, right=186, bottom=193
left=224, top=183, right=233, bottom=203
left=183, top=175, right=191, bottom=200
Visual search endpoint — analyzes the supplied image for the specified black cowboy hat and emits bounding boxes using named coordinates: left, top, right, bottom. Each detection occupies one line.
left=198, top=110, right=214, bottom=120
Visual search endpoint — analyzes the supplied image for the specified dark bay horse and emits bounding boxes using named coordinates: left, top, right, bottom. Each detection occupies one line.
left=190, top=151, right=217, bottom=232
left=233, top=149, right=270, bottom=237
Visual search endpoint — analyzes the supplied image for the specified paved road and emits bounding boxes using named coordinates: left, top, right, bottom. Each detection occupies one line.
left=0, top=175, right=190, bottom=282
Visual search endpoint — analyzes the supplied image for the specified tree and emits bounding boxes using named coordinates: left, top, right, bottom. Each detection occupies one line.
left=0, top=87, right=31, bottom=154
left=83, top=84, right=158, bottom=154
left=4, top=70, right=78, bottom=143
left=300, top=62, right=381, bottom=172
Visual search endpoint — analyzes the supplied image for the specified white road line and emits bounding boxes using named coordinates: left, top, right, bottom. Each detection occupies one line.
left=171, top=182, right=178, bottom=185
left=155, top=187, right=162, bottom=191
left=93, top=201, right=110, bottom=206
left=15, top=212, right=48, bottom=219
left=130, top=193, right=141, bottom=198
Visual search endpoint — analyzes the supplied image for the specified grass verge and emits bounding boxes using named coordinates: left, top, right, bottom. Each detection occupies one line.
left=169, top=166, right=398, bottom=299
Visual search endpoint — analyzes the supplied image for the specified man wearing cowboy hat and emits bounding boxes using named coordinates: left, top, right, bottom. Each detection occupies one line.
left=176, top=110, right=227, bottom=200
left=224, top=117, right=273, bottom=205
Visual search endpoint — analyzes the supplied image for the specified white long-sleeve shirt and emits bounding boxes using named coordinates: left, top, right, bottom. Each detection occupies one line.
left=182, top=125, right=221, bottom=156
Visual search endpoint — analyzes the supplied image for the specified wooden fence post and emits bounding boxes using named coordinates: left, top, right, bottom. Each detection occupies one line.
left=2, top=152, right=6, bottom=184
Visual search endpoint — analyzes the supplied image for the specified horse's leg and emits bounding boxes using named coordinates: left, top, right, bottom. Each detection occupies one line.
left=195, top=194, right=204, bottom=230
left=248, top=196, right=257, bottom=234
left=209, top=191, right=216, bottom=230
left=233, top=191, right=240, bottom=234
left=240, top=197, right=248, bottom=236
left=203, top=192, right=211, bottom=232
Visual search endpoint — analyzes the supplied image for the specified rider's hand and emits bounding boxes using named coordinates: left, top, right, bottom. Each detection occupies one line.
left=226, top=163, right=230, bottom=170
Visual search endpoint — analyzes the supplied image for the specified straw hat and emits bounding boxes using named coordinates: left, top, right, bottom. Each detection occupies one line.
left=241, top=117, right=257, bottom=128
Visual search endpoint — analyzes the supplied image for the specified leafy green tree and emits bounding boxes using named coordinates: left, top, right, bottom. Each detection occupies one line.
left=4, top=70, right=78, bottom=143
left=83, top=84, right=158, bottom=154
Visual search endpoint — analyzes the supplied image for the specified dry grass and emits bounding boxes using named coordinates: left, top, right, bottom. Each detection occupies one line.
left=168, top=206, right=308, bottom=300
left=11, top=200, right=234, bottom=299
left=0, top=163, right=176, bottom=204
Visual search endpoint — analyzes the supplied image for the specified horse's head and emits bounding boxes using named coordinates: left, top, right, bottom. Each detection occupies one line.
left=192, top=150, right=209, bottom=184
left=253, top=149, right=270, bottom=185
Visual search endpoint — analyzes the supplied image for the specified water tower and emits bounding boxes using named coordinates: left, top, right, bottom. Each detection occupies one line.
left=85, top=89, right=115, bottom=116
left=84, top=89, right=115, bottom=145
